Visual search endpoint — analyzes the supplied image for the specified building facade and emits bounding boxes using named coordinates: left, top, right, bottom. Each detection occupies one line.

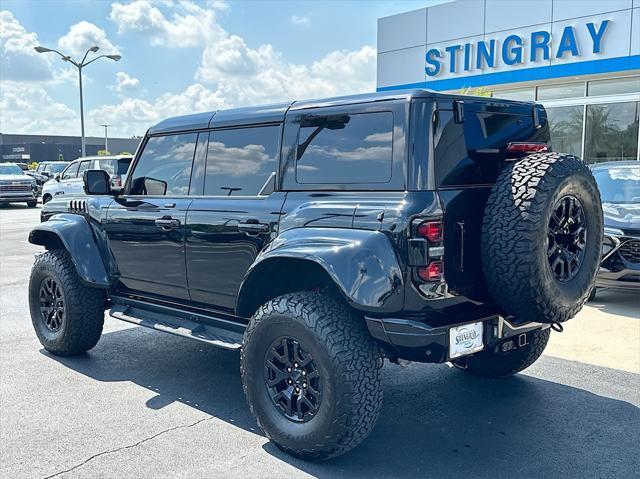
left=377, top=0, right=640, bottom=163
left=0, top=134, right=141, bottom=164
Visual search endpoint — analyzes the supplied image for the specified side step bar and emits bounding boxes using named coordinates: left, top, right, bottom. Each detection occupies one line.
left=109, top=296, right=244, bottom=350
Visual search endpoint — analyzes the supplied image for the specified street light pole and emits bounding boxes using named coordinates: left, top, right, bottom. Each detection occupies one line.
left=100, top=124, right=110, bottom=153
left=34, top=45, right=121, bottom=158
left=78, top=66, right=86, bottom=156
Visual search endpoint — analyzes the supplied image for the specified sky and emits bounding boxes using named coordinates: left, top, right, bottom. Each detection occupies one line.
left=0, top=0, right=448, bottom=138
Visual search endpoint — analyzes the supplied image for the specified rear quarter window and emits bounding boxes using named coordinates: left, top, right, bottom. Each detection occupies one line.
left=295, top=111, right=394, bottom=184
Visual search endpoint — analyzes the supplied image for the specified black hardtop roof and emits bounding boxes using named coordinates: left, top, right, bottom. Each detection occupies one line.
left=147, top=89, right=537, bottom=135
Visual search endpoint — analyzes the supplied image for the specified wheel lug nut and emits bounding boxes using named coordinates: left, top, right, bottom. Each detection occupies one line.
left=295, top=387, right=300, bottom=393
left=302, top=370, right=306, bottom=376
left=288, top=379, right=293, bottom=384
left=286, top=367, right=292, bottom=373
left=294, top=363, right=298, bottom=368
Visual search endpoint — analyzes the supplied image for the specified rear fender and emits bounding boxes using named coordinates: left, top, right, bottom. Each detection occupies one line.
left=239, top=228, right=404, bottom=314
left=28, top=214, right=111, bottom=287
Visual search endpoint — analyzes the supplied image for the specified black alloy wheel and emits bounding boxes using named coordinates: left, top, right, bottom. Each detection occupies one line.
left=264, top=337, right=321, bottom=422
left=547, top=195, right=587, bottom=282
left=39, top=276, right=65, bottom=332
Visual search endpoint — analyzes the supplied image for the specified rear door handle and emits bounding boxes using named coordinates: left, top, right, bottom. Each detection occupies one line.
left=155, top=217, right=181, bottom=230
left=238, top=221, right=269, bottom=233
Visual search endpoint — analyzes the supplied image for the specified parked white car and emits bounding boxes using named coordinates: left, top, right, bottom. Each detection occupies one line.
left=42, top=155, right=132, bottom=204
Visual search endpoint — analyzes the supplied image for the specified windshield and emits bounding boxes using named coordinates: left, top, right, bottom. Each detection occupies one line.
left=593, top=165, right=640, bottom=204
left=0, top=164, right=25, bottom=175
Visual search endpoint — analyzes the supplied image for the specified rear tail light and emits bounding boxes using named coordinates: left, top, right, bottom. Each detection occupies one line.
left=414, top=220, right=444, bottom=283
left=417, top=220, right=443, bottom=242
left=418, top=261, right=444, bottom=281
left=506, top=142, right=548, bottom=158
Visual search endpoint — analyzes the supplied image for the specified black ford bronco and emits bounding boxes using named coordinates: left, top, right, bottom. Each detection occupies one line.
left=29, top=90, right=603, bottom=460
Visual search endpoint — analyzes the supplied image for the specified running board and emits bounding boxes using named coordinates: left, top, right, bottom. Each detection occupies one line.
left=109, top=298, right=244, bottom=350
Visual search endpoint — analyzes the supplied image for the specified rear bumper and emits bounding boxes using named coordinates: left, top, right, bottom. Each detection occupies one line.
left=365, top=314, right=548, bottom=363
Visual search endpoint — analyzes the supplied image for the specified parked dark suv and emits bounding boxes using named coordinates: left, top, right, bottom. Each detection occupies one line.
left=30, top=90, right=603, bottom=460
left=589, top=161, right=640, bottom=298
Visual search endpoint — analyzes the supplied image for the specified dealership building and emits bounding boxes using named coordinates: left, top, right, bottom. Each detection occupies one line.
left=377, top=0, right=640, bottom=163
left=0, top=134, right=141, bottom=164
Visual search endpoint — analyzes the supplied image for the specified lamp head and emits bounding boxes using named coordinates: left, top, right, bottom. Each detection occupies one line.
left=106, top=54, right=122, bottom=61
left=89, top=46, right=99, bottom=53
left=34, top=46, right=52, bottom=53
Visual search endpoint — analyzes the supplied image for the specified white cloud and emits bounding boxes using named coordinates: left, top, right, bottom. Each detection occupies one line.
left=58, top=20, right=119, bottom=57
left=112, top=71, right=140, bottom=92
left=0, top=10, right=53, bottom=81
left=2, top=1, right=377, bottom=138
left=88, top=83, right=228, bottom=137
left=110, top=0, right=225, bottom=47
left=196, top=41, right=376, bottom=105
left=290, top=15, right=310, bottom=26
left=0, top=82, right=77, bottom=134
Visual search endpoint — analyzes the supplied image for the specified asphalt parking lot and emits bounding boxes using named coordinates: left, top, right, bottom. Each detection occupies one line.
left=1, top=204, right=638, bottom=479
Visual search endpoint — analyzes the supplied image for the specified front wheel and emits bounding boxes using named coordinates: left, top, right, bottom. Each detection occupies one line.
left=454, top=328, right=551, bottom=378
left=241, top=291, right=382, bottom=461
left=29, top=250, right=105, bottom=356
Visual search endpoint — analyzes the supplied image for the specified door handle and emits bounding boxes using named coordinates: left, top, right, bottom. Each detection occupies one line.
left=238, top=221, right=269, bottom=234
left=155, top=217, right=181, bottom=230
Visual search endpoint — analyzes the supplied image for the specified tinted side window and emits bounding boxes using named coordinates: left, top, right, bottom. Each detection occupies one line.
left=204, top=125, right=279, bottom=196
left=62, top=162, right=79, bottom=180
left=295, top=112, right=393, bottom=184
left=117, top=159, right=132, bottom=175
left=129, top=133, right=197, bottom=196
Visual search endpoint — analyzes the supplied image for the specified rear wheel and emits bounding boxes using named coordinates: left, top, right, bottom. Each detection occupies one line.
left=454, top=328, right=550, bottom=378
left=29, top=250, right=105, bottom=355
left=482, top=153, right=603, bottom=324
left=241, top=291, right=382, bottom=461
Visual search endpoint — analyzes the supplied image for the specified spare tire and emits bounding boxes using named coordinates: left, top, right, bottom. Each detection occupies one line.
left=481, top=152, right=602, bottom=324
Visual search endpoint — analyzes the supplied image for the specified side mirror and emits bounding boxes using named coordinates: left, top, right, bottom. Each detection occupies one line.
left=83, top=169, right=111, bottom=195
left=54, top=173, right=61, bottom=182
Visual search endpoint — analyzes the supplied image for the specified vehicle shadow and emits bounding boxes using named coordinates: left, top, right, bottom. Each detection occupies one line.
left=587, top=288, right=640, bottom=320
left=45, top=326, right=640, bottom=478
left=0, top=203, right=37, bottom=209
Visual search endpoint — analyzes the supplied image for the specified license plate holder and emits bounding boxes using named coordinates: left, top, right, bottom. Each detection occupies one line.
left=449, top=321, right=484, bottom=359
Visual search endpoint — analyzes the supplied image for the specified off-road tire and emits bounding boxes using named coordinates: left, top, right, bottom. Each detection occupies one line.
left=27, top=200, right=37, bottom=208
left=587, top=287, right=597, bottom=302
left=482, top=153, right=603, bottom=324
left=455, top=328, right=551, bottom=378
left=241, top=291, right=382, bottom=461
left=29, top=249, right=105, bottom=356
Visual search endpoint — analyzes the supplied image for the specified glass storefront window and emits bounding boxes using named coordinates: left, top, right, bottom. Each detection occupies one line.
left=588, top=77, right=640, bottom=96
left=584, top=101, right=639, bottom=163
left=493, top=87, right=535, bottom=101
left=537, top=82, right=585, bottom=101
left=546, top=106, right=584, bottom=157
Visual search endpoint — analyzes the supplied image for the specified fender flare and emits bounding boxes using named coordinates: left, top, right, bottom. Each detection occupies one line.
left=28, top=214, right=111, bottom=287
left=237, top=227, right=404, bottom=315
